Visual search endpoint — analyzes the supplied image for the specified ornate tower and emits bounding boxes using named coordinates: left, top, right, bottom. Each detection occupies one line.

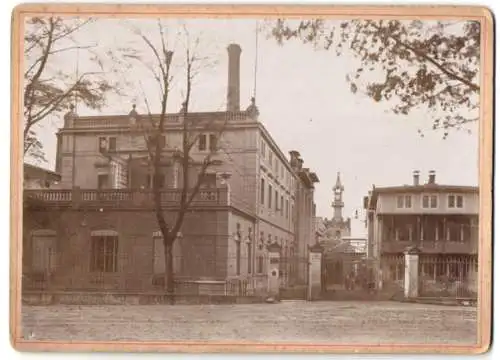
left=332, top=172, right=344, bottom=222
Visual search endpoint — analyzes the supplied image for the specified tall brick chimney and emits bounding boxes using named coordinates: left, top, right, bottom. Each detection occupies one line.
left=227, top=43, right=242, bottom=112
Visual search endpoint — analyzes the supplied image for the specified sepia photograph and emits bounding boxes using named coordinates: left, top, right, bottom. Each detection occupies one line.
left=11, top=4, right=493, bottom=354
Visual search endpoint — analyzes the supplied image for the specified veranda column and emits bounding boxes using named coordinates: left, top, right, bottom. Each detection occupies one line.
left=404, top=246, right=421, bottom=299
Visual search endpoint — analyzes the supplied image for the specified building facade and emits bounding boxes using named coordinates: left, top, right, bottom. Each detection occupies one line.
left=23, top=43, right=319, bottom=295
left=364, top=170, right=479, bottom=297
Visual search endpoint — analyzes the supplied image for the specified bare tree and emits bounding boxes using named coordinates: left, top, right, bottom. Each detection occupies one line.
left=269, top=19, right=480, bottom=138
left=24, top=17, right=125, bottom=162
left=127, top=22, right=226, bottom=300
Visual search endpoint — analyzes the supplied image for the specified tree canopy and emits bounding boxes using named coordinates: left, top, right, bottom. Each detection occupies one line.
left=270, top=19, right=480, bottom=138
left=24, top=17, right=122, bottom=162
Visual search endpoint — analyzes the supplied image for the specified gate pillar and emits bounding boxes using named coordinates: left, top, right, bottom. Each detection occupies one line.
left=404, top=246, right=420, bottom=299
left=266, top=242, right=282, bottom=300
left=308, top=243, right=323, bottom=301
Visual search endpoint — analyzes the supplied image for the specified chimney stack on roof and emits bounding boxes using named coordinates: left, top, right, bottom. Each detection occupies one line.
left=413, top=170, right=420, bottom=186
left=226, top=43, right=242, bottom=112
left=428, top=170, right=436, bottom=184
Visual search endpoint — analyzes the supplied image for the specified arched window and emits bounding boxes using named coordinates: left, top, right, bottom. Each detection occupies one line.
left=90, top=230, right=118, bottom=272
left=31, top=229, right=56, bottom=273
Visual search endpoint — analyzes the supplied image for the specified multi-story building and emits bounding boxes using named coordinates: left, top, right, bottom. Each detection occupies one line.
left=364, top=170, right=479, bottom=296
left=288, top=151, right=319, bottom=285
left=23, top=43, right=319, bottom=295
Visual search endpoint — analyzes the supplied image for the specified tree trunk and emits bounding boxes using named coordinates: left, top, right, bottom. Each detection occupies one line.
left=163, top=235, right=175, bottom=304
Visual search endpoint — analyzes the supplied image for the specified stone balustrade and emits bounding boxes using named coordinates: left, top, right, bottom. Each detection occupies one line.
left=24, top=187, right=230, bottom=209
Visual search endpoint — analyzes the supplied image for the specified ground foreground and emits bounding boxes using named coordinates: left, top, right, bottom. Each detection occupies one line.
left=21, top=301, right=477, bottom=344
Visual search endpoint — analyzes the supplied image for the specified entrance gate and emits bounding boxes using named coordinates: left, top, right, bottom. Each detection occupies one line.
left=322, top=255, right=377, bottom=300
left=278, top=255, right=310, bottom=300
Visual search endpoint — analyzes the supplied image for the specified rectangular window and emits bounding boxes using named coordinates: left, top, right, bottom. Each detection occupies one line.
left=261, top=140, right=266, bottom=156
left=260, top=178, right=265, bottom=204
left=423, top=195, right=438, bottom=208
left=269, top=150, right=273, bottom=164
left=32, top=233, right=56, bottom=273
left=90, top=235, right=118, bottom=272
left=275, top=190, right=279, bottom=210
left=396, top=224, right=412, bottom=242
left=97, top=174, right=109, bottom=189
left=448, top=221, right=463, bottom=242
left=148, top=135, right=166, bottom=149
left=108, top=137, right=117, bottom=151
left=397, top=196, right=404, bottom=208
left=209, top=134, right=217, bottom=152
left=152, top=173, right=165, bottom=189
left=405, top=195, right=412, bottom=208
left=153, top=235, right=165, bottom=274
left=200, top=173, right=217, bottom=188
left=275, top=159, right=278, bottom=173
left=98, top=137, right=107, bottom=152
left=286, top=199, right=289, bottom=218
left=247, top=241, right=252, bottom=274
left=430, top=195, right=438, bottom=208
left=236, top=241, right=241, bottom=276
left=268, top=184, right=272, bottom=208
left=280, top=195, right=284, bottom=216
left=448, top=195, right=464, bottom=208
left=268, top=234, right=272, bottom=243
left=198, top=134, right=207, bottom=151
left=257, top=256, right=264, bottom=274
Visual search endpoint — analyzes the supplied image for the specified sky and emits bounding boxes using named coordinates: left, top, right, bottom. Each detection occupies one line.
left=28, top=18, right=479, bottom=237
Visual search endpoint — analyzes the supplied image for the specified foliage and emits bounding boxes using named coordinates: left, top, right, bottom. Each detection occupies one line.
left=24, top=17, right=122, bottom=161
left=270, top=19, right=480, bottom=138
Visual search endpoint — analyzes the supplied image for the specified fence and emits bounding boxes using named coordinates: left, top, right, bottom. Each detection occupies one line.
left=419, top=256, right=478, bottom=299
left=22, top=253, right=270, bottom=298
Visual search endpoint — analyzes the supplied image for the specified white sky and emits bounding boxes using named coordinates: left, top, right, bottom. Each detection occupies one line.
left=30, top=18, right=479, bottom=237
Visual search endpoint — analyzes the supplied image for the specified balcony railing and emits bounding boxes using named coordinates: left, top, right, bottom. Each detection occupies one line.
left=24, top=187, right=230, bottom=209
left=70, top=111, right=250, bottom=129
left=381, top=239, right=478, bottom=254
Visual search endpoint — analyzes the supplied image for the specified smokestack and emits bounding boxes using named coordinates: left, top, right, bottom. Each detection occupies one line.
left=428, top=170, right=436, bottom=184
left=227, top=44, right=242, bottom=112
left=413, top=170, right=420, bottom=186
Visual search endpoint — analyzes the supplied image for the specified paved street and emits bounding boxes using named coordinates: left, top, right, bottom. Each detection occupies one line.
left=21, top=301, right=477, bottom=344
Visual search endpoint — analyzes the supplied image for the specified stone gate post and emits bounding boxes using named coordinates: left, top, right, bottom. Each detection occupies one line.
left=266, top=242, right=282, bottom=300
left=404, top=246, right=420, bottom=299
left=308, top=243, right=323, bottom=301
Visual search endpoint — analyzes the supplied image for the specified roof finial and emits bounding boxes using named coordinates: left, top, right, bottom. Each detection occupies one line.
left=246, top=96, right=259, bottom=119
left=335, top=172, right=343, bottom=190
left=129, top=103, right=138, bottom=117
